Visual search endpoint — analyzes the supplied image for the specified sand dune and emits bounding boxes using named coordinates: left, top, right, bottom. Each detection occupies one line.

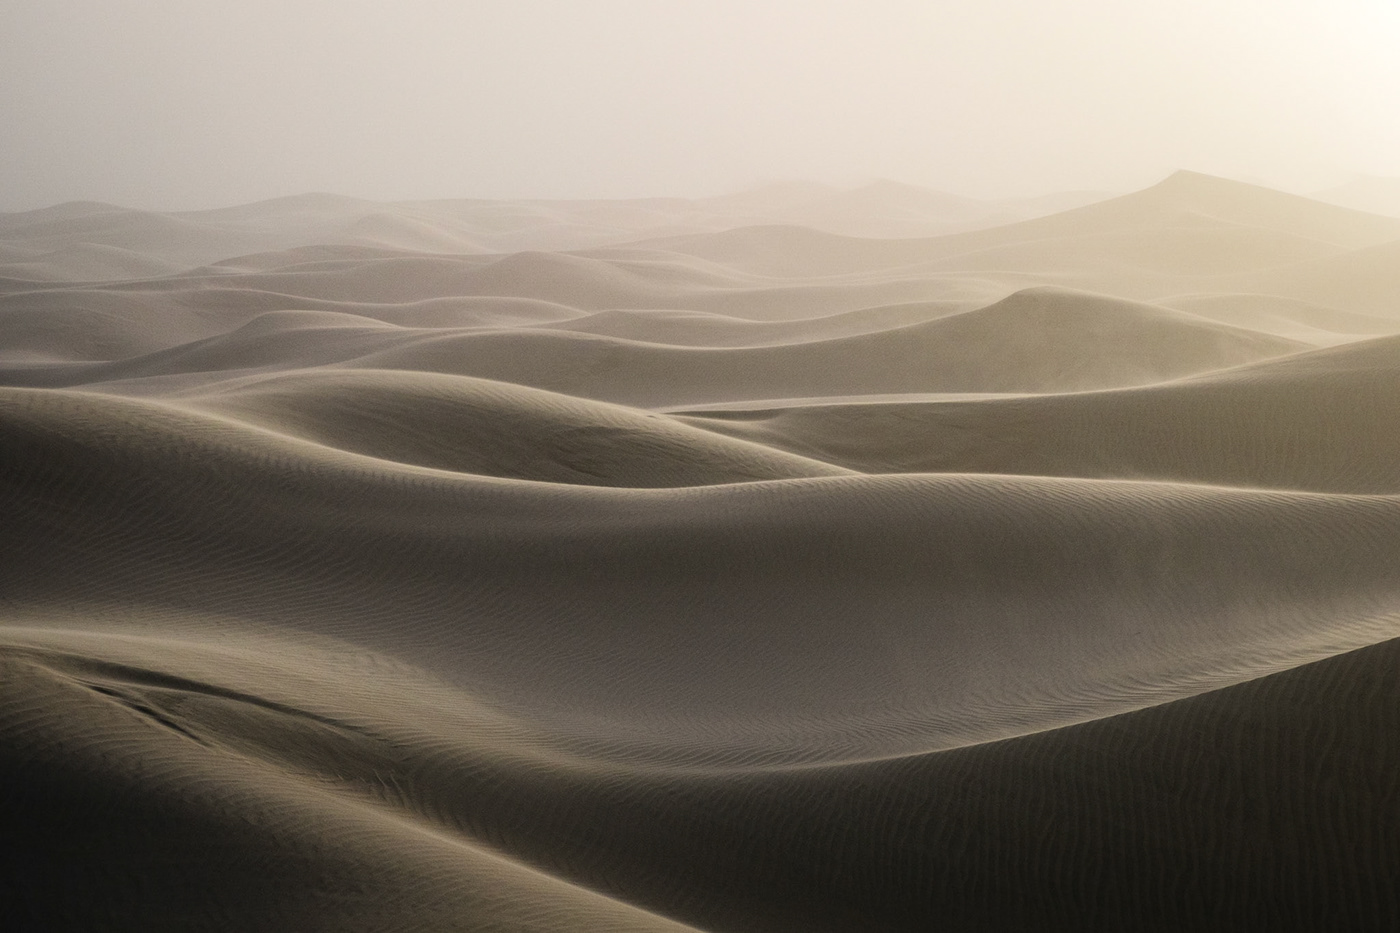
left=640, top=170, right=1400, bottom=279
left=5, top=172, right=1400, bottom=930
left=177, top=370, right=852, bottom=486
left=0, top=181, right=1106, bottom=284
left=1239, top=238, right=1400, bottom=316
left=1312, top=174, right=1400, bottom=218
left=679, top=333, right=1400, bottom=493
left=1160, top=292, right=1400, bottom=342
left=0, top=286, right=1305, bottom=404
left=347, top=286, right=1302, bottom=407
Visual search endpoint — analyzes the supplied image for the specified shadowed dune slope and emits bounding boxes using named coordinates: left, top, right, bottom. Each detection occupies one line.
left=174, top=369, right=851, bottom=486
left=5, top=625, right=1400, bottom=932
left=6, top=383, right=1400, bottom=931
left=679, top=333, right=1400, bottom=493
left=6, top=385, right=1400, bottom=754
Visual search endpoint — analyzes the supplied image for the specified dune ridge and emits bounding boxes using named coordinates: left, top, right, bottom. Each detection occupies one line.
left=4, top=172, right=1400, bottom=930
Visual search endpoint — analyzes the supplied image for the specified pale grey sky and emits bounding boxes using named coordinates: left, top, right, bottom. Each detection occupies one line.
left=4, top=0, right=1400, bottom=210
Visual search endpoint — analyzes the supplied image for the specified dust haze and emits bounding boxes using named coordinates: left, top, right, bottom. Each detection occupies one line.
left=4, top=0, right=1400, bottom=210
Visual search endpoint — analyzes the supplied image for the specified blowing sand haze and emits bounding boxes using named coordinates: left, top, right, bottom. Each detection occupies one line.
left=5, top=172, right=1400, bottom=930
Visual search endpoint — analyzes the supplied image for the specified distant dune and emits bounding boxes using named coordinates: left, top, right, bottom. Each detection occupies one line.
left=5, top=172, right=1400, bottom=930
left=0, top=181, right=1109, bottom=283
left=1311, top=174, right=1400, bottom=219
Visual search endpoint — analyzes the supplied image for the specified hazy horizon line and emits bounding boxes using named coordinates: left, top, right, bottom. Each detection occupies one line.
left=9, top=166, right=1400, bottom=216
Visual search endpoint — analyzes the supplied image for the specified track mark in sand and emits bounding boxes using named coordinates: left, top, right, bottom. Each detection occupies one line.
left=81, top=682, right=215, bottom=749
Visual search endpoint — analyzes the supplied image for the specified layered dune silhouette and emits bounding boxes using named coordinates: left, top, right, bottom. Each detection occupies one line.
left=5, top=171, right=1400, bottom=930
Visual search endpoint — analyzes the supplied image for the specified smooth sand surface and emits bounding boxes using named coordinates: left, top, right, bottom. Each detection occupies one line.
left=5, top=172, right=1400, bottom=930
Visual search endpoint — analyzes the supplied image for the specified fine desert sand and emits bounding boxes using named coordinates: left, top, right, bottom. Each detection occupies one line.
left=5, top=171, right=1400, bottom=930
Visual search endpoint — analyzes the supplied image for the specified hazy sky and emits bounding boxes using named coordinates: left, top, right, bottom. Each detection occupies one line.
left=4, top=0, right=1400, bottom=210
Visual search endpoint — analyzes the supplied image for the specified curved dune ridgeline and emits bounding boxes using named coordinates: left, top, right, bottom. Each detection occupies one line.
left=5, top=173, right=1400, bottom=931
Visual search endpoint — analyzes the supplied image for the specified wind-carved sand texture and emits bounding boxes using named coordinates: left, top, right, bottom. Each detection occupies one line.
left=4, top=171, right=1400, bottom=931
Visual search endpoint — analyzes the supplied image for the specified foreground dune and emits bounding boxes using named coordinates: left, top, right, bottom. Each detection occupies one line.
left=4, top=172, right=1400, bottom=930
